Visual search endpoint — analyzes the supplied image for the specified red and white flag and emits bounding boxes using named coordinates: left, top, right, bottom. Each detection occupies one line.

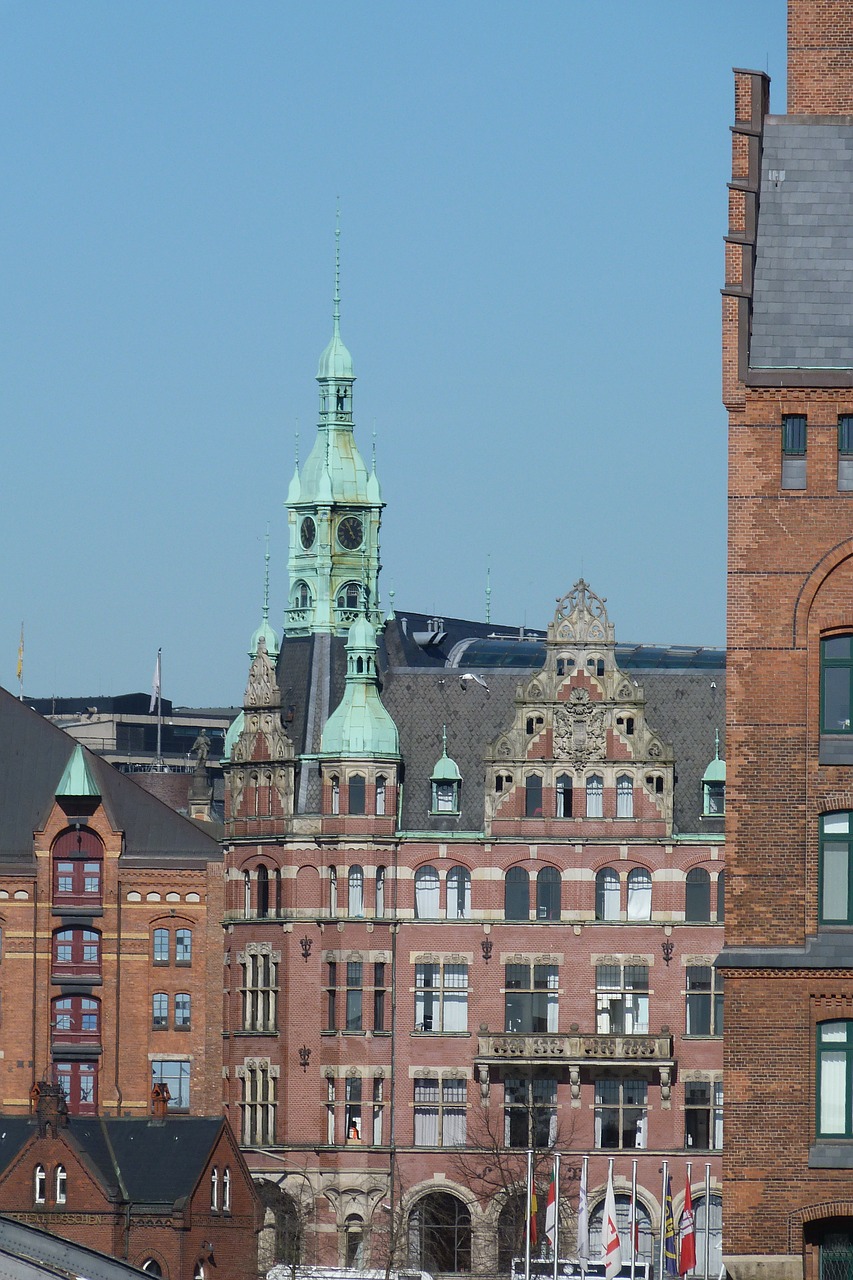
left=149, top=648, right=161, bottom=714
left=602, top=1166, right=622, bottom=1280
left=678, top=1177, right=696, bottom=1275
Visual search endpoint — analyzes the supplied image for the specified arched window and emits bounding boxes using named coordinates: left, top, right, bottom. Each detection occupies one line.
left=447, top=866, right=471, bottom=919
left=586, top=774, right=604, bottom=818
left=337, top=582, right=362, bottom=612
left=408, top=1192, right=471, bottom=1273
left=536, top=866, right=561, bottom=920
left=627, top=867, right=652, bottom=920
left=141, top=1262, right=163, bottom=1277
left=685, top=1194, right=723, bottom=1278
left=505, top=867, right=530, bottom=920
left=686, top=868, right=711, bottom=921
left=210, top=1167, right=219, bottom=1211
left=595, top=868, right=620, bottom=920
left=345, top=1214, right=364, bottom=1268
left=52, top=828, right=103, bottom=907
left=348, top=866, right=364, bottom=917
left=375, top=775, right=387, bottom=816
left=243, top=871, right=251, bottom=917
left=176, top=929, right=192, bottom=965
left=415, top=866, right=440, bottom=919
left=55, top=1164, right=67, bottom=1206
left=589, top=1194, right=653, bottom=1271
left=525, top=774, right=543, bottom=818
left=555, top=773, right=573, bottom=818
left=616, top=773, right=634, bottom=818
left=34, top=1165, right=46, bottom=1205
left=52, top=995, right=100, bottom=1045
left=348, top=774, right=366, bottom=815
left=193, top=1263, right=206, bottom=1280
left=223, top=1167, right=231, bottom=1213
left=293, top=581, right=311, bottom=610
left=53, top=928, right=100, bottom=976
left=375, top=866, right=386, bottom=918
left=152, top=992, right=168, bottom=1029
left=329, top=867, right=338, bottom=917
left=331, top=774, right=340, bottom=815
left=257, top=865, right=270, bottom=919
left=716, top=871, right=725, bottom=921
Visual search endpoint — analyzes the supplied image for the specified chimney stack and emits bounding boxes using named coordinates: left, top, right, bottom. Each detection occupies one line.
left=789, top=0, right=853, bottom=113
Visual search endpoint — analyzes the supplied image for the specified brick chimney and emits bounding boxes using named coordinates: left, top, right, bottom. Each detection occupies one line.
left=151, top=1083, right=171, bottom=1123
left=32, top=1081, right=68, bottom=1137
left=789, top=0, right=853, bottom=113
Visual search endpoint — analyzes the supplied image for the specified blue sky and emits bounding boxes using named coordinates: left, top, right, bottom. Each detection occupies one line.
left=0, top=1, right=786, bottom=707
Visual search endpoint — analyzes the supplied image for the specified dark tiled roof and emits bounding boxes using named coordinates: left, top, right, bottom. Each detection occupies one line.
left=751, top=117, right=853, bottom=370
left=0, top=687, right=221, bottom=864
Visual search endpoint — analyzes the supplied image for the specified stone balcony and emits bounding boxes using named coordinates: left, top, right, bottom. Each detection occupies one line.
left=476, top=1031, right=673, bottom=1065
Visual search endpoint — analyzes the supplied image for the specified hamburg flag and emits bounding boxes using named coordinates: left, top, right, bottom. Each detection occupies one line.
left=544, top=1163, right=557, bottom=1252
left=678, top=1178, right=696, bottom=1275
left=602, top=1167, right=622, bottom=1280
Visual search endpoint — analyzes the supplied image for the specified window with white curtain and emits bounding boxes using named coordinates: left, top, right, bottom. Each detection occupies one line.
left=595, top=964, right=649, bottom=1034
left=616, top=773, right=634, bottom=818
left=818, top=1020, right=853, bottom=1135
left=415, top=962, right=468, bottom=1032
left=414, top=1077, right=467, bottom=1146
left=586, top=774, right=604, bottom=817
left=595, top=868, right=620, bottom=920
left=348, top=866, right=364, bottom=917
left=375, top=866, right=386, bottom=919
left=627, top=867, right=652, bottom=920
left=446, top=866, right=471, bottom=919
left=415, top=866, right=440, bottom=918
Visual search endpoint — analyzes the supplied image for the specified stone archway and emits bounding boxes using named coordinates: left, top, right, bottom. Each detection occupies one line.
left=256, top=1179, right=303, bottom=1274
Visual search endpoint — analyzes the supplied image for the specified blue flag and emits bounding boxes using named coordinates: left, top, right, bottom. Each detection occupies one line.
left=663, top=1176, right=679, bottom=1276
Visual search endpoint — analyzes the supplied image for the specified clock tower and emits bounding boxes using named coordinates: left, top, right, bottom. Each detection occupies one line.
left=285, top=227, right=383, bottom=637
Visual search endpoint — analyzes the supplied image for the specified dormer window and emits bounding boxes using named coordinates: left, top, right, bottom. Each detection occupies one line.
left=34, top=1165, right=46, bottom=1206
left=430, top=728, right=462, bottom=815
left=702, top=732, right=726, bottom=816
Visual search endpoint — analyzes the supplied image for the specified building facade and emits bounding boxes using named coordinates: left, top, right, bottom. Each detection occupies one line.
left=221, top=280, right=728, bottom=1276
left=720, top=3, right=853, bottom=1277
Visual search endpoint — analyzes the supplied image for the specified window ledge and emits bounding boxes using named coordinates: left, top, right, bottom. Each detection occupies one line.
left=232, top=1029, right=279, bottom=1037
left=372, top=1030, right=391, bottom=1037
left=682, top=1034, right=723, bottom=1041
left=342, top=1030, right=367, bottom=1037
left=410, top=1031, right=471, bottom=1038
left=810, top=1142, right=853, bottom=1168
left=819, top=735, right=853, bottom=765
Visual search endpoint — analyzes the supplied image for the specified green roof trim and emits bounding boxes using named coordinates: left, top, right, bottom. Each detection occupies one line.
left=56, top=744, right=100, bottom=798
left=431, top=726, right=462, bottom=781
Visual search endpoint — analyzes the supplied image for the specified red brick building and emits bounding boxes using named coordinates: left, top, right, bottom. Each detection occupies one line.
left=221, top=280, right=728, bottom=1276
left=720, top=3, right=853, bottom=1277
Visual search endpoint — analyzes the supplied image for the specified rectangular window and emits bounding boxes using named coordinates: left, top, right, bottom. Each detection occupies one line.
left=346, top=961, right=363, bottom=1032
left=586, top=775, right=604, bottom=818
left=175, top=929, right=192, bottom=965
left=840, top=416, right=853, bottom=455
left=326, top=961, right=337, bottom=1031
left=818, top=1021, right=853, bottom=1136
left=151, top=1060, right=190, bottom=1111
left=153, top=929, right=169, bottom=964
left=414, top=1077, right=468, bottom=1147
left=373, top=962, right=386, bottom=1032
left=415, top=962, right=468, bottom=1032
left=685, top=966, right=724, bottom=1036
left=241, top=1060, right=276, bottom=1145
left=242, top=951, right=277, bottom=1032
left=504, top=1076, right=557, bottom=1148
left=684, top=1080, right=723, bottom=1150
left=373, top=1076, right=384, bottom=1145
left=152, top=992, right=168, bottom=1030
left=504, top=964, right=558, bottom=1034
left=782, top=413, right=807, bottom=489
left=594, top=1079, right=648, bottom=1148
left=822, top=638, right=853, bottom=735
left=595, top=964, right=649, bottom=1035
left=345, top=1076, right=362, bottom=1141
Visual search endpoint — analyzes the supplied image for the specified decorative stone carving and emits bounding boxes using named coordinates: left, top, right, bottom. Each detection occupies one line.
left=554, top=689, right=606, bottom=762
left=477, top=1063, right=490, bottom=1104
left=552, top=580, right=615, bottom=648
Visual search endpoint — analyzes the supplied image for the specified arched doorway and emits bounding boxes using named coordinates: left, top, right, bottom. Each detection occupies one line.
left=409, top=1191, right=471, bottom=1273
left=256, top=1181, right=303, bottom=1273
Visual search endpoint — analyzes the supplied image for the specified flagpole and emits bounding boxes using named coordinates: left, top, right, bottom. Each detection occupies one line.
left=659, top=1159, right=668, bottom=1280
left=684, top=1161, right=692, bottom=1278
left=625, top=1162, right=630, bottom=1280
left=552, top=1152, right=560, bottom=1280
left=156, top=648, right=162, bottom=770
left=525, top=1148, right=533, bottom=1280
left=17, top=622, right=24, bottom=701
left=577, top=1155, right=589, bottom=1276
left=703, top=1163, right=711, bottom=1280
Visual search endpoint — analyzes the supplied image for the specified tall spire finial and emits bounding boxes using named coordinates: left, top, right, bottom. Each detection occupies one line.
left=294, top=419, right=299, bottom=468
left=372, top=420, right=377, bottom=470
left=442, top=723, right=448, bottom=755
left=714, top=728, right=721, bottom=759
left=263, top=525, right=271, bottom=622
left=334, top=201, right=341, bottom=338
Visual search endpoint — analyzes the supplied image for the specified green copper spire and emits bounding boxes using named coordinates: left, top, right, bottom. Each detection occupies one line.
left=702, top=729, right=726, bottom=783
left=56, top=743, right=100, bottom=798
left=250, top=528, right=280, bottom=660
left=321, top=614, right=399, bottom=757
left=317, top=210, right=354, bottom=381
left=432, top=725, right=462, bottom=782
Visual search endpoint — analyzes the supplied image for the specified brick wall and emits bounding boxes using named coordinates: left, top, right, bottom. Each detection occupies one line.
left=789, top=0, right=853, bottom=113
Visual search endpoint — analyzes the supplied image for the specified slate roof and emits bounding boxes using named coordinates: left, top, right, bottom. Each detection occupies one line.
left=277, top=610, right=726, bottom=836
left=0, top=687, right=221, bottom=866
left=751, top=116, right=853, bottom=370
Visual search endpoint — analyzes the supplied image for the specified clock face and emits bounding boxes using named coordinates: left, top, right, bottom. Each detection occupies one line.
left=337, top=515, right=364, bottom=550
left=300, top=516, right=316, bottom=549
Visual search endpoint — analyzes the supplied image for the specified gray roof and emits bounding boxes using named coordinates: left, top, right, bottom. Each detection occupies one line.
left=0, top=1215, right=150, bottom=1279
left=751, top=116, right=853, bottom=370
left=278, top=611, right=725, bottom=836
left=0, top=687, right=221, bottom=865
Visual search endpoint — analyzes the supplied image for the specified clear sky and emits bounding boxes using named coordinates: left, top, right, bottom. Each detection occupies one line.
left=1, top=1, right=787, bottom=708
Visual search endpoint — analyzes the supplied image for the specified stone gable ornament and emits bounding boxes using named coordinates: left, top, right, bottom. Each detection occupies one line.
left=550, top=579, right=616, bottom=649
left=554, top=688, right=606, bottom=762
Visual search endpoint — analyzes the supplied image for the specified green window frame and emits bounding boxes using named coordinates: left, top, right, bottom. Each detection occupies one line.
left=782, top=413, right=807, bottom=455
left=840, top=415, right=853, bottom=456
left=820, top=813, right=853, bottom=924
left=822, top=636, right=853, bottom=733
left=817, top=1020, right=853, bottom=1137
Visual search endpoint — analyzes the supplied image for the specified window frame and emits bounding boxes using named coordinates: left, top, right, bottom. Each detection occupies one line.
left=684, top=1079, right=723, bottom=1150
left=504, top=963, right=558, bottom=1035
left=415, top=961, right=469, bottom=1033
left=817, top=1020, right=853, bottom=1137
left=413, top=1076, right=468, bottom=1148
left=595, top=963, right=649, bottom=1035
left=505, top=866, right=530, bottom=921
left=822, top=636, right=853, bottom=734
left=594, top=1077, right=648, bottom=1149
left=685, top=965, right=724, bottom=1037
left=151, top=1059, right=190, bottom=1112
left=595, top=867, right=620, bottom=921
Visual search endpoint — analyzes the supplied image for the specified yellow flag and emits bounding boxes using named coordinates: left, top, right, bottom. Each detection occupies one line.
left=16, top=623, right=23, bottom=683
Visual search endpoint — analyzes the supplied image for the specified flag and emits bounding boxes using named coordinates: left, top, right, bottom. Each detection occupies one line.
left=544, top=1162, right=557, bottom=1252
left=16, top=624, right=23, bottom=683
left=678, top=1177, right=696, bottom=1275
left=528, top=1178, right=538, bottom=1249
left=602, top=1166, right=622, bottom=1280
left=576, top=1159, right=589, bottom=1273
left=663, top=1175, right=679, bottom=1276
left=149, top=649, right=161, bottom=714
